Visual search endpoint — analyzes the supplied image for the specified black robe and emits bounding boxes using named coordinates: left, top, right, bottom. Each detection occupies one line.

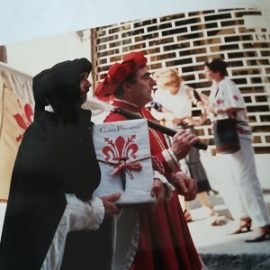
left=0, top=59, right=109, bottom=270
left=0, top=109, right=101, bottom=269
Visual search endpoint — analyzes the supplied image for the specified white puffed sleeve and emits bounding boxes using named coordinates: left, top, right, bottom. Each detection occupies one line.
left=41, top=194, right=105, bottom=270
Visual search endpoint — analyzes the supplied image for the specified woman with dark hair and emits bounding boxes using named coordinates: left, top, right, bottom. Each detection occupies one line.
left=204, top=58, right=270, bottom=242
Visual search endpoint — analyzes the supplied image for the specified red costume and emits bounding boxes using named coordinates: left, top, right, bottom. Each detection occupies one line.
left=97, top=51, right=203, bottom=270
left=105, top=100, right=203, bottom=270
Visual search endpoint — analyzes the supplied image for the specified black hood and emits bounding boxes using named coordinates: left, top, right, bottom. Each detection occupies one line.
left=33, top=58, right=92, bottom=120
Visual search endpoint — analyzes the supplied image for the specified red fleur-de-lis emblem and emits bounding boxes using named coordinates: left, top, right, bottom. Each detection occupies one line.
left=13, top=99, right=33, bottom=142
left=103, top=135, right=138, bottom=162
left=102, top=135, right=142, bottom=190
left=233, top=95, right=239, bottom=101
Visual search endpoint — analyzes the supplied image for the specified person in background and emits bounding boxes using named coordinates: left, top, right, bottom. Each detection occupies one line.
left=204, top=58, right=270, bottom=242
left=95, top=51, right=205, bottom=270
left=0, top=58, right=121, bottom=270
left=152, top=68, right=225, bottom=226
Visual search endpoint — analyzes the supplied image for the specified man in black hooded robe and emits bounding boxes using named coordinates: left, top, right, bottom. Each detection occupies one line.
left=0, top=58, right=120, bottom=270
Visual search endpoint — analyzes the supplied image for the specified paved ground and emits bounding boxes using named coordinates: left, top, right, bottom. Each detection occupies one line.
left=187, top=191, right=270, bottom=270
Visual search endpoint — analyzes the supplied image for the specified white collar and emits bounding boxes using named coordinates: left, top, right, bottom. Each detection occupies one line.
left=45, top=105, right=54, bottom=112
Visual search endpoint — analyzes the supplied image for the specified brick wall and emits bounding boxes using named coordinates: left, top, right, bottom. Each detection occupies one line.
left=91, top=8, right=270, bottom=155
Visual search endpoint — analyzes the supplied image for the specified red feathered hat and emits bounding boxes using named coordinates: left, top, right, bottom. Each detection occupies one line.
left=95, top=51, right=147, bottom=98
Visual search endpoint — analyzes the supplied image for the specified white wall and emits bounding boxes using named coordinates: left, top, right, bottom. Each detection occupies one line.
left=1, top=0, right=269, bottom=46
left=6, top=31, right=91, bottom=76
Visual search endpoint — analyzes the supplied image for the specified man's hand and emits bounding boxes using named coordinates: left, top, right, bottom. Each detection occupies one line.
left=171, top=129, right=199, bottom=160
left=183, top=176, right=198, bottom=201
left=172, top=171, right=197, bottom=201
left=152, top=156, right=165, bottom=175
left=151, top=179, right=165, bottom=205
left=100, top=193, right=121, bottom=218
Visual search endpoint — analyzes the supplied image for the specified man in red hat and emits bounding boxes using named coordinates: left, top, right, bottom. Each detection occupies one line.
left=96, top=51, right=204, bottom=270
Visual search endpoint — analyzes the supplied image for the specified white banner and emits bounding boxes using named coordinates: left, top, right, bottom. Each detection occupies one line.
left=0, top=64, right=33, bottom=200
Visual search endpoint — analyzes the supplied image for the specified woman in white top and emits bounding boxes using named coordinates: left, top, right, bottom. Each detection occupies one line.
left=204, top=58, right=270, bottom=242
left=153, top=68, right=225, bottom=226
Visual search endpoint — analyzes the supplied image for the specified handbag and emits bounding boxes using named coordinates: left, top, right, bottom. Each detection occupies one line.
left=213, top=118, right=240, bottom=154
